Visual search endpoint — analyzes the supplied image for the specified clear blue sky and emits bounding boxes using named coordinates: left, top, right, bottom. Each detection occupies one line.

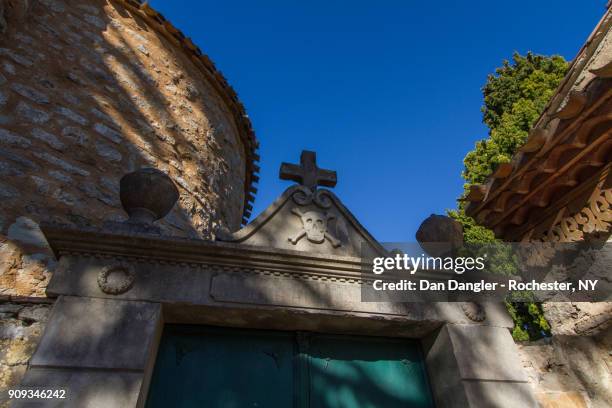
left=152, top=0, right=605, bottom=241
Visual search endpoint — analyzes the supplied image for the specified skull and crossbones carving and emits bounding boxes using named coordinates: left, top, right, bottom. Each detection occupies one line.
left=288, top=208, right=341, bottom=248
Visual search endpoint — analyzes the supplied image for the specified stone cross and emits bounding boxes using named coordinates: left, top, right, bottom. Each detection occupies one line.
left=279, top=150, right=337, bottom=191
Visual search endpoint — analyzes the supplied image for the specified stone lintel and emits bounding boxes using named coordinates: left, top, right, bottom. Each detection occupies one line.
left=161, top=303, right=441, bottom=338
left=46, top=253, right=514, bottom=330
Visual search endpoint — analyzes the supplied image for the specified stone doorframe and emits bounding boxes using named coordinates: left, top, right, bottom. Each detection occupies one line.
left=13, top=225, right=538, bottom=407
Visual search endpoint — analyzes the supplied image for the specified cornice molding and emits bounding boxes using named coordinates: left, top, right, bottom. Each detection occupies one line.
left=42, top=224, right=363, bottom=274
left=41, top=224, right=453, bottom=288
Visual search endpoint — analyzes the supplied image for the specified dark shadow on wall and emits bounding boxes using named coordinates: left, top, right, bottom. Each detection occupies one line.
left=0, top=0, right=251, bottom=295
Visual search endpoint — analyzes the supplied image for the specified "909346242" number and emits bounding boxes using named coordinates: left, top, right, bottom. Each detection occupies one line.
left=8, top=389, right=66, bottom=399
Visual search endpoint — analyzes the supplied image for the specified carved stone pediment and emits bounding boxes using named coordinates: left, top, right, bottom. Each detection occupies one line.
left=218, top=185, right=386, bottom=258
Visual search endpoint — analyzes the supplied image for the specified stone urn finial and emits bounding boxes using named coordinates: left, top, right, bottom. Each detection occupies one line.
left=416, top=214, right=464, bottom=257
left=120, top=168, right=179, bottom=225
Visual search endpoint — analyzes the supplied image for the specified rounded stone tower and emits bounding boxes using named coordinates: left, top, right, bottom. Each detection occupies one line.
left=0, top=0, right=259, bottom=297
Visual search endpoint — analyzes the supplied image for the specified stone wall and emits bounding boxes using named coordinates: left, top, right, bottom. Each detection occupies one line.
left=0, top=0, right=253, bottom=297
left=518, top=328, right=612, bottom=408
left=520, top=280, right=612, bottom=407
left=516, top=277, right=612, bottom=406
left=0, top=298, right=53, bottom=408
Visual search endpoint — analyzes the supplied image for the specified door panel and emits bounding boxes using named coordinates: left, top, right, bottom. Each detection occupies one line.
left=146, top=326, right=295, bottom=408
left=308, top=335, right=434, bottom=408
left=146, top=325, right=433, bottom=408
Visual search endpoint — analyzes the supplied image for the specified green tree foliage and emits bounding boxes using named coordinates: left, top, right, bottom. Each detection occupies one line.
left=447, top=207, right=495, bottom=244
left=462, top=52, right=568, bottom=186
left=449, top=52, right=568, bottom=341
left=505, top=302, right=551, bottom=341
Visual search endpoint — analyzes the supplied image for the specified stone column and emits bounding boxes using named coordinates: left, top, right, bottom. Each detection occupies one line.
left=423, top=323, right=538, bottom=408
left=12, top=296, right=162, bottom=407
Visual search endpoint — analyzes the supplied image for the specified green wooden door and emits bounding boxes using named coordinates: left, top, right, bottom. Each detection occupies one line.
left=146, top=325, right=434, bottom=408
left=307, top=335, right=433, bottom=408
left=146, top=326, right=295, bottom=407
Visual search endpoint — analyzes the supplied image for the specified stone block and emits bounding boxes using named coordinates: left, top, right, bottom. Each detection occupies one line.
left=0, top=147, right=39, bottom=171
left=54, top=106, right=88, bottom=126
left=94, top=140, right=122, bottom=162
left=0, top=304, right=23, bottom=315
left=0, top=161, right=22, bottom=176
left=30, top=297, right=161, bottom=371
left=0, top=182, right=19, bottom=199
left=61, top=126, right=89, bottom=145
left=0, top=321, right=29, bottom=340
left=83, top=14, right=106, bottom=29
left=30, top=128, right=65, bottom=151
left=32, top=152, right=89, bottom=176
left=17, top=306, right=50, bottom=323
left=0, top=128, right=31, bottom=148
left=77, top=182, right=115, bottom=206
left=446, top=324, right=528, bottom=382
left=48, top=171, right=72, bottom=183
left=93, top=123, right=122, bottom=143
left=423, top=326, right=470, bottom=408
left=424, top=324, right=537, bottom=407
left=10, top=83, right=49, bottom=104
left=52, top=189, right=79, bottom=207
left=90, top=108, right=113, bottom=123
left=30, top=176, right=52, bottom=195
left=10, top=368, right=142, bottom=408
left=3, top=61, right=16, bottom=75
left=463, top=380, right=538, bottom=408
left=0, top=48, right=34, bottom=67
left=15, top=101, right=50, bottom=124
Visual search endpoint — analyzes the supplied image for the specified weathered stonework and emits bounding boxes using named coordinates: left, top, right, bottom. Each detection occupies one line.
left=0, top=0, right=259, bottom=298
left=518, top=332, right=612, bottom=408
left=0, top=299, right=53, bottom=408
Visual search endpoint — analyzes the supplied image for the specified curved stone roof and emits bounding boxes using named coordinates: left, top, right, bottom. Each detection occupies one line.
left=119, top=0, right=259, bottom=225
left=465, top=9, right=612, bottom=240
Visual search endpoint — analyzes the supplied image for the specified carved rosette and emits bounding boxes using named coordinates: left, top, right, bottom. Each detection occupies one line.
left=461, top=302, right=486, bottom=322
left=97, top=263, right=136, bottom=295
